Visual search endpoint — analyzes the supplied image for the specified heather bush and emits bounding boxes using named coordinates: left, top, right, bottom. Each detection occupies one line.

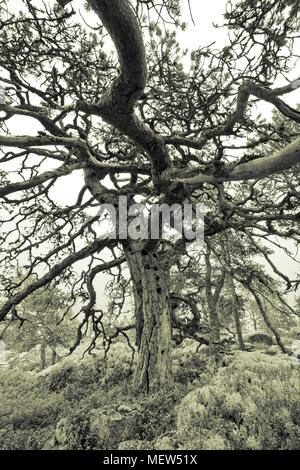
left=177, top=352, right=300, bottom=450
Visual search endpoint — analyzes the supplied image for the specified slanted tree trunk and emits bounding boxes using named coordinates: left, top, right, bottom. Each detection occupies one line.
left=124, top=241, right=173, bottom=393
left=249, top=287, right=288, bottom=354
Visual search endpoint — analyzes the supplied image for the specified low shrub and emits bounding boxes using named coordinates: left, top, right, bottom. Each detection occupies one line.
left=173, top=351, right=206, bottom=385
left=53, top=409, right=99, bottom=450
left=289, top=327, right=300, bottom=339
left=177, top=351, right=300, bottom=450
left=135, top=387, right=185, bottom=442
left=1, top=344, right=298, bottom=451
left=247, top=332, right=273, bottom=346
left=0, top=369, right=64, bottom=450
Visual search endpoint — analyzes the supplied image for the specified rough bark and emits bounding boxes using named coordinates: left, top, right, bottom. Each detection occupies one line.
left=124, top=242, right=173, bottom=393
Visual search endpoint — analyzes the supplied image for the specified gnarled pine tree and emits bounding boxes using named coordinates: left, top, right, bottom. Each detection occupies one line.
left=0, top=0, right=299, bottom=392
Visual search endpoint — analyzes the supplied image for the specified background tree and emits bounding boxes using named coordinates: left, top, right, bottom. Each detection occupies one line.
left=0, top=282, right=77, bottom=369
left=0, top=0, right=299, bottom=392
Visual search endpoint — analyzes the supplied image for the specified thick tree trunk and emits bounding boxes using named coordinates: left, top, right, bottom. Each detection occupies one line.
left=124, top=242, right=173, bottom=393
